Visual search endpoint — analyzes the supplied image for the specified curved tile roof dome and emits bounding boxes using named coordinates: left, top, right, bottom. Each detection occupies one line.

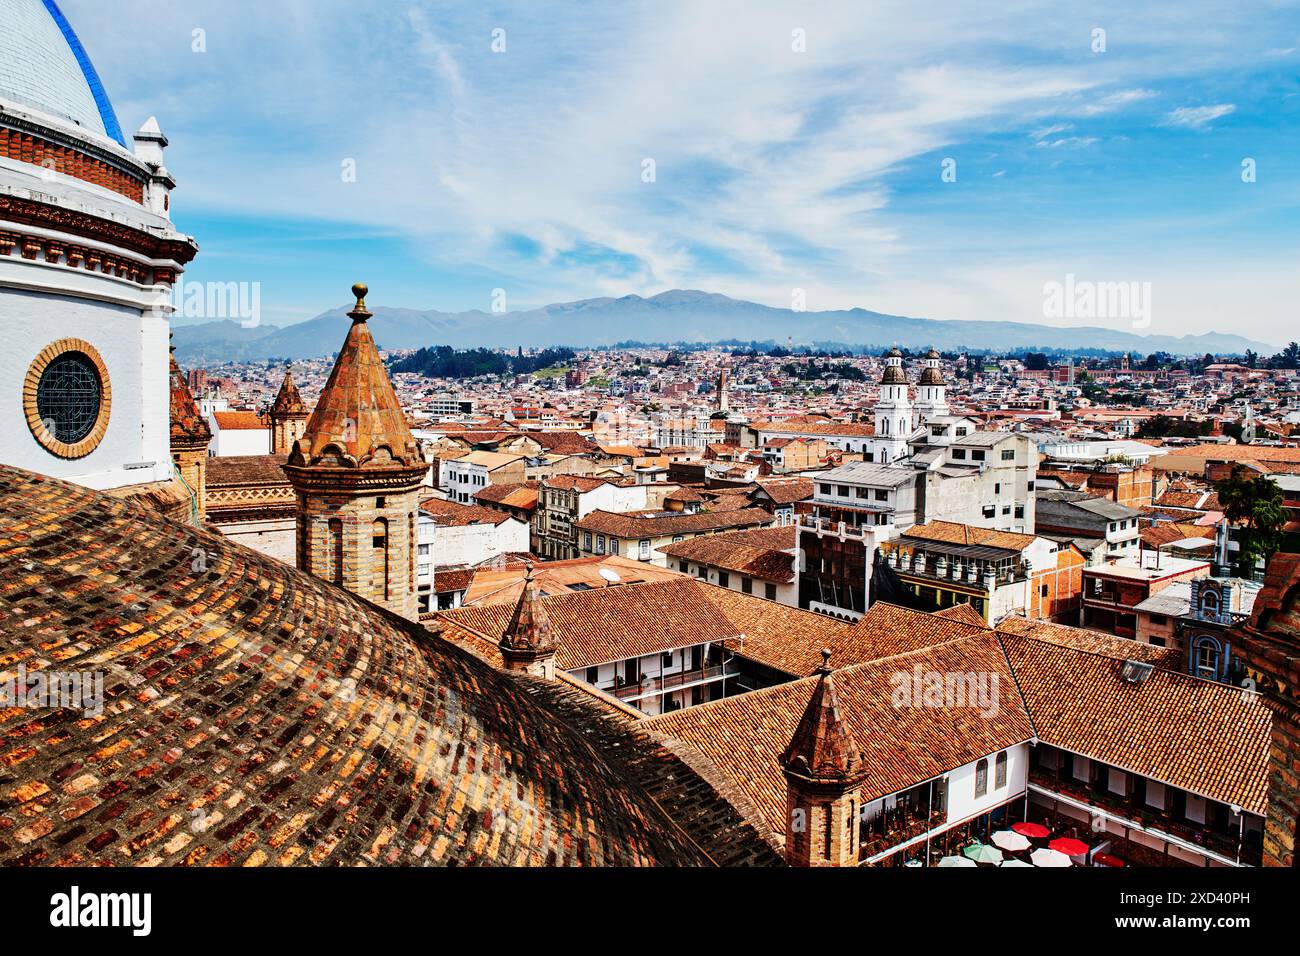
left=0, top=464, right=778, bottom=866
left=0, top=0, right=125, bottom=145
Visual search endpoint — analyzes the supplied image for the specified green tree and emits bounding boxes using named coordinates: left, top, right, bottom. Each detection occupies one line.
left=1215, top=466, right=1285, bottom=576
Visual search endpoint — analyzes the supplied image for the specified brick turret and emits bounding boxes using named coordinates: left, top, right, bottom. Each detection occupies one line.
left=168, top=337, right=212, bottom=521
left=270, top=363, right=310, bottom=455
left=780, top=650, right=867, bottom=866
left=499, top=562, right=557, bottom=679
left=282, top=284, right=426, bottom=620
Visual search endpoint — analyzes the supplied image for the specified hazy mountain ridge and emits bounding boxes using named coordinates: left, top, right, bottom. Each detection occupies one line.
left=171, top=290, right=1277, bottom=363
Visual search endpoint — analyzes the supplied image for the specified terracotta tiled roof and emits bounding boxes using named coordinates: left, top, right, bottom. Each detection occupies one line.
left=168, top=354, right=211, bottom=444
left=436, top=578, right=743, bottom=670
left=474, top=480, right=539, bottom=511
left=1001, top=632, right=1272, bottom=815
left=0, top=464, right=775, bottom=866
left=576, top=507, right=772, bottom=538
left=211, top=411, right=266, bottom=431
left=205, top=454, right=291, bottom=489
left=287, top=292, right=421, bottom=470
left=934, top=603, right=989, bottom=628
left=462, top=556, right=681, bottom=606
left=658, top=526, right=796, bottom=583
left=533, top=431, right=594, bottom=455
left=750, top=420, right=875, bottom=438
left=703, top=492, right=757, bottom=513
left=419, top=496, right=514, bottom=527
left=842, top=601, right=991, bottom=662
left=753, top=477, right=815, bottom=505
left=996, top=616, right=1183, bottom=670
left=543, top=474, right=618, bottom=492
left=650, top=635, right=1034, bottom=837
left=1140, top=523, right=1214, bottom=549
left=1154, top=490, right=1221, bottom=511
left=715, top=600, right=982, bottom=678
left=781, top=659, right=865, bottom=785
left=901, top=520, right=1038, bottom=552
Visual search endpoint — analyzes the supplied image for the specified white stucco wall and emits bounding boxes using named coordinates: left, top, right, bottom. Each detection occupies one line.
left=0, top=287, right=172, bottom=489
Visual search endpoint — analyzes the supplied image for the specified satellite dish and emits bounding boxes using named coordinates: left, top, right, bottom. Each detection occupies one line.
left=598, top=568, right=622, bottom=585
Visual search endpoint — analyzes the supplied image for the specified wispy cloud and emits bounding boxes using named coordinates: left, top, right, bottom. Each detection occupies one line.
left=1080, top=88, right=1158, bottom=115
left=1162, top=103, right=1237, bottom=129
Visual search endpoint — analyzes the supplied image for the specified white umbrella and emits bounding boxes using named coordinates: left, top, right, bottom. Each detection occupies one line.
left=992, top=829, right=1032, bottom=852
left=963, top=843, right=1004, bottom=865
left=1000, top=858, right=1034, bottom=867
left=1031, top=847, right=1073, bottom=868
left=937, top=855, right=977, bottom=867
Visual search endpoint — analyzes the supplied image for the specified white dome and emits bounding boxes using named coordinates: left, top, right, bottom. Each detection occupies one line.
left=0, top=0, right=124, bottom=144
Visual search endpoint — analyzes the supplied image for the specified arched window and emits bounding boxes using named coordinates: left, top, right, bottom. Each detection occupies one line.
left=328, top=518, right=343, bottom=586
left=974, top=758, right=989, bottom=798
left=1194, top=637, right=1221, bottom=678
left=995, top=751, right=1008, bottom=789
left=1201, top=588, right=1220, bottom=618
left=372, top=517, right=389, bottom=601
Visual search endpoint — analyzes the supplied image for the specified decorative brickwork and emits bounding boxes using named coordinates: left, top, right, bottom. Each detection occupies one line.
left=0, top=126, right=145, bottom=202
left=1234, top=552, right=1300, bottom=867
left=0, top=194, right=196, bottom=263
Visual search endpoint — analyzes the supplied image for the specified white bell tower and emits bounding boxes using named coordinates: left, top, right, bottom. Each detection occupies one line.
left=871, top=347, right=912, bottom=464
left=913, top=348, right=949, bottom=428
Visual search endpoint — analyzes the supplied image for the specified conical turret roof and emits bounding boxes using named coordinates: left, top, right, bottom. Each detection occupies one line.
left=271, top=364, right=308, bottom=417
left=288, top=284, right=421, bottom=470
left=169, top=340, right=211, bottom=445
left=780, top=651, right=866, bottom=786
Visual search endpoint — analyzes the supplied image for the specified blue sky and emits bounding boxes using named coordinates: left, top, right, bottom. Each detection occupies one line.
left=66, top=0, right=1300, bottom=345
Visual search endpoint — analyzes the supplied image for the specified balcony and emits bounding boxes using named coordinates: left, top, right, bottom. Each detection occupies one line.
left=612, top=663, right=737, bottom=704
left=860, top=808, right=947, bottom=861
left=1028, top=768, right=1261, bottom=866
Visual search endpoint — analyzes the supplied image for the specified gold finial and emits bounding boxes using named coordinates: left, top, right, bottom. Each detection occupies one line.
left=348, top=283, right=371, bottom=322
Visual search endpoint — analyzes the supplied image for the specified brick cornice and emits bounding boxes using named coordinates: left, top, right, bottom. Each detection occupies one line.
left=0, top=194, right=196, bottom=264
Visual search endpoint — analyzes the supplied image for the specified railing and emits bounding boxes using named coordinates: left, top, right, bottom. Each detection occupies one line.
left=1029, top=769, right=1260, bottom=865
left=860, top=808, right=947, bottom=861
left=612, top=664, right=734, bottom=701
left=893, top=562, right=1024, bottom=588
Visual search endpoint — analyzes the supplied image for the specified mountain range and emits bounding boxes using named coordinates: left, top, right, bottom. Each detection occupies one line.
left=170, top=290, right=1277, bottom=364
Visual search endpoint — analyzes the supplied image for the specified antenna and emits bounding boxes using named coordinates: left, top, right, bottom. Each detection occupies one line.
left=598, top=567, right=622, bottom=586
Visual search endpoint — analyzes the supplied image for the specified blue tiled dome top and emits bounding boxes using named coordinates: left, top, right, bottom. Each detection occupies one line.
left=0, top=0, right=125, bottom=145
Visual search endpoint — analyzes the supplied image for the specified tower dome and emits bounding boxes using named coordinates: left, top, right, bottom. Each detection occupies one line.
left=0, top=0, right=125, bottom=144
left=880, top=347, right=907, bottom=385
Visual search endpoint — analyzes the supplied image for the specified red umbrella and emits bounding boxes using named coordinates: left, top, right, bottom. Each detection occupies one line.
left=1050, top=837, right=1090, bottom=856
left=1012, top=822, right=1050, bottom=839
